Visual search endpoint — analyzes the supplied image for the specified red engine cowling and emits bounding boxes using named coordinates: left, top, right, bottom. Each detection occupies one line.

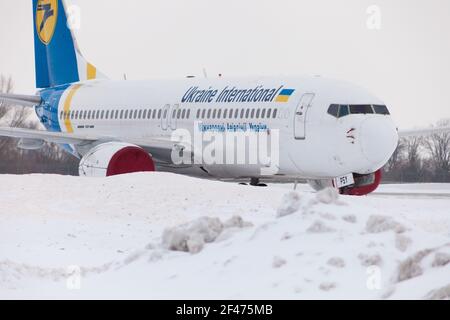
left=339, top=170, right=382, bottom=196
left=79, top=142, right=155, bottom=177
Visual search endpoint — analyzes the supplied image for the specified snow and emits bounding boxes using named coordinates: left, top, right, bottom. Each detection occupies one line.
left=0, top=173, right=449, bottom=299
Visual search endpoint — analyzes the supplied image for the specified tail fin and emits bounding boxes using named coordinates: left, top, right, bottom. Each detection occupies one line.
left=32, top=0, right=106, bottom=88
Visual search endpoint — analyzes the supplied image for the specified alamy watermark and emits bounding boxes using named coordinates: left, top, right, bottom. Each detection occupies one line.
left=366, top=265, right=382, bottom=290
left=66, top=265, right=82, bottom=290
left=366, top=5, right=382, bottom=30
left=67, top=5, right=82, bottom=31
left=170, top=123, right=280, bottom=176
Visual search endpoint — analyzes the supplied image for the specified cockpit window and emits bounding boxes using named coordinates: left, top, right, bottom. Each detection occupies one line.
left=327, top=104, right=390, bottom=118
left=373, top=105, right=390, bottom=115
left=327, top=104, right=339, bottom=117
left=349, top=105, right=373, bottom=114
left=338, top=105, right=349, bottom=117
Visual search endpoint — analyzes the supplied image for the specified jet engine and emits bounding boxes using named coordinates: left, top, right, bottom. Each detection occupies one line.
left=79, top=142, right=155, bottom=177
left=307, top=169, right=382, bottom=196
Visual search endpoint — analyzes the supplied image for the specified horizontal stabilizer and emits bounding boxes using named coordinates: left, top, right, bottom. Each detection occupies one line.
left=398, top=126, right=450, bottom=137
left=0, top=93, right=42, bottom=107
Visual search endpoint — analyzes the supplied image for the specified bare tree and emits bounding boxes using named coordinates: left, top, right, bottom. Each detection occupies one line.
left=386, top=138, right=405, bottom=172
left=423, top=119, right=450, bottom=182
left=402, top=136, right=425, bottom=182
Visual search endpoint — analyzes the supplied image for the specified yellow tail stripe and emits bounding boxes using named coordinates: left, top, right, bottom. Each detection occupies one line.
left=64, top=84, right=82, bottom=133
left=87, top=63, right=97, bottom=80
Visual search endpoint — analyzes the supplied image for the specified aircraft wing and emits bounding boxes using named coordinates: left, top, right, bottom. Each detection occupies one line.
left=398, top=126, right=450, bottom=137
left=0, top=126, right=189, bottom=157
left=0, top=127, right=99, bottom=145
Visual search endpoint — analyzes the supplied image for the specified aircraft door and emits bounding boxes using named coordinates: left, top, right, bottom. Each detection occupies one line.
left=161, top=104, right=170, bottom=130
left=294, top=93, right=315, bottom=139
left=169, top=104, right=180, bottom=130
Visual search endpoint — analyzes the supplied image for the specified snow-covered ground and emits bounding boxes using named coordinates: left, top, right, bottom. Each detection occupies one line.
left=0, top=173, right=449, bottom=299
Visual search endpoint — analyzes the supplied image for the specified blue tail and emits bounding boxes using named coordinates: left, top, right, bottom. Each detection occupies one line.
left=32, top=0, right=106, bottom=88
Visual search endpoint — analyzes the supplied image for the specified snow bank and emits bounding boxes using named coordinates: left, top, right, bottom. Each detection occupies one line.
left=0, top=173, right=449, bottom=299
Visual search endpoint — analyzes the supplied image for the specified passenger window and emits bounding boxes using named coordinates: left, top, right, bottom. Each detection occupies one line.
left=152, top=109, right=156, bottom=119
left=217, top=109, right=222, bottom=119
left=245, top=109, right=250, bottom=118
left=207, top=109, right=211, bottom=119
left=251, top=109, right=255, bottom=118
left=373, top=105, right=390, bottom=115
left=201, top=109, right=206, bottom=118
left=87, top=110, right=91, bottom=119
left=187, top=109, right=191, bottom=119
left=223, top=109, right=228, bottom=118
left=240, top=109, right=245, bottom=118
left=339, top=105, right=349, bottom=117
left=181, top=109, right=186, bottom=119
left=234, top=109, right=239, bottom=118
left=261, top=109, right=266, bottom=118
left=256, top=109, right=260, bottom=119
left=327, top=104, right=339, bottom=117
left=158, top=109, right=162, bottom=119
left=138, top=110, right=142, bottom=119
left=196, top=109, right=201, bottom=119
left=212, top=109, right=217, bottom=119
left=177, top=109, right=182, bottom=119
left=272, top=109, right=278, bottom=118
left=267, top=109, right=272, bottom=118
left=100, top=110, right=105, bottom=119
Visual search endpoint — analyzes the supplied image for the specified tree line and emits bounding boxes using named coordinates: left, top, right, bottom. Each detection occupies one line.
left=384, top=123, right=450, bottom=182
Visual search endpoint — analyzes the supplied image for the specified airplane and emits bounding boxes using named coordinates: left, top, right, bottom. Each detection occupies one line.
left=0, top=0, right=448, bottom=196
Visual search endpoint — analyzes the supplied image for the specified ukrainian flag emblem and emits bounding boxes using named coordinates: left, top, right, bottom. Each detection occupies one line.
left=276, top=89, right=295, bottom=103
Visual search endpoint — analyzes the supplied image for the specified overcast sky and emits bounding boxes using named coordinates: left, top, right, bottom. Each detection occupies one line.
left=1, top=0, right=449, bottom=128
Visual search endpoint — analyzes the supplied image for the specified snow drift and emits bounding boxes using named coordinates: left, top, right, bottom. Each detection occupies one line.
left=0, top=173, right=449, bottom=299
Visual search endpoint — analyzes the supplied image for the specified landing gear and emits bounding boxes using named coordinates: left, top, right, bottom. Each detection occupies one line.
left=238, top=178, right=268, bottom=187
left=250, top=178, right=267, bottom=187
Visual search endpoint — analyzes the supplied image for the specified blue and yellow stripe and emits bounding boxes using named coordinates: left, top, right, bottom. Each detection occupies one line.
left=276, top=89, right=295, bottom=103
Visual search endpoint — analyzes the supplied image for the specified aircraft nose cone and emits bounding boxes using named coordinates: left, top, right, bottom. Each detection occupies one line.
left=359, top=117, right=398, bottom=167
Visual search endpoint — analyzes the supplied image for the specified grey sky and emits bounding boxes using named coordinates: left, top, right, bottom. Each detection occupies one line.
left=1, top=0, right=450, bottom=128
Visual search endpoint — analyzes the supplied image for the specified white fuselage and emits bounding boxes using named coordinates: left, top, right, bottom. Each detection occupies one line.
left=53, top=76, right=399, bottom=180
